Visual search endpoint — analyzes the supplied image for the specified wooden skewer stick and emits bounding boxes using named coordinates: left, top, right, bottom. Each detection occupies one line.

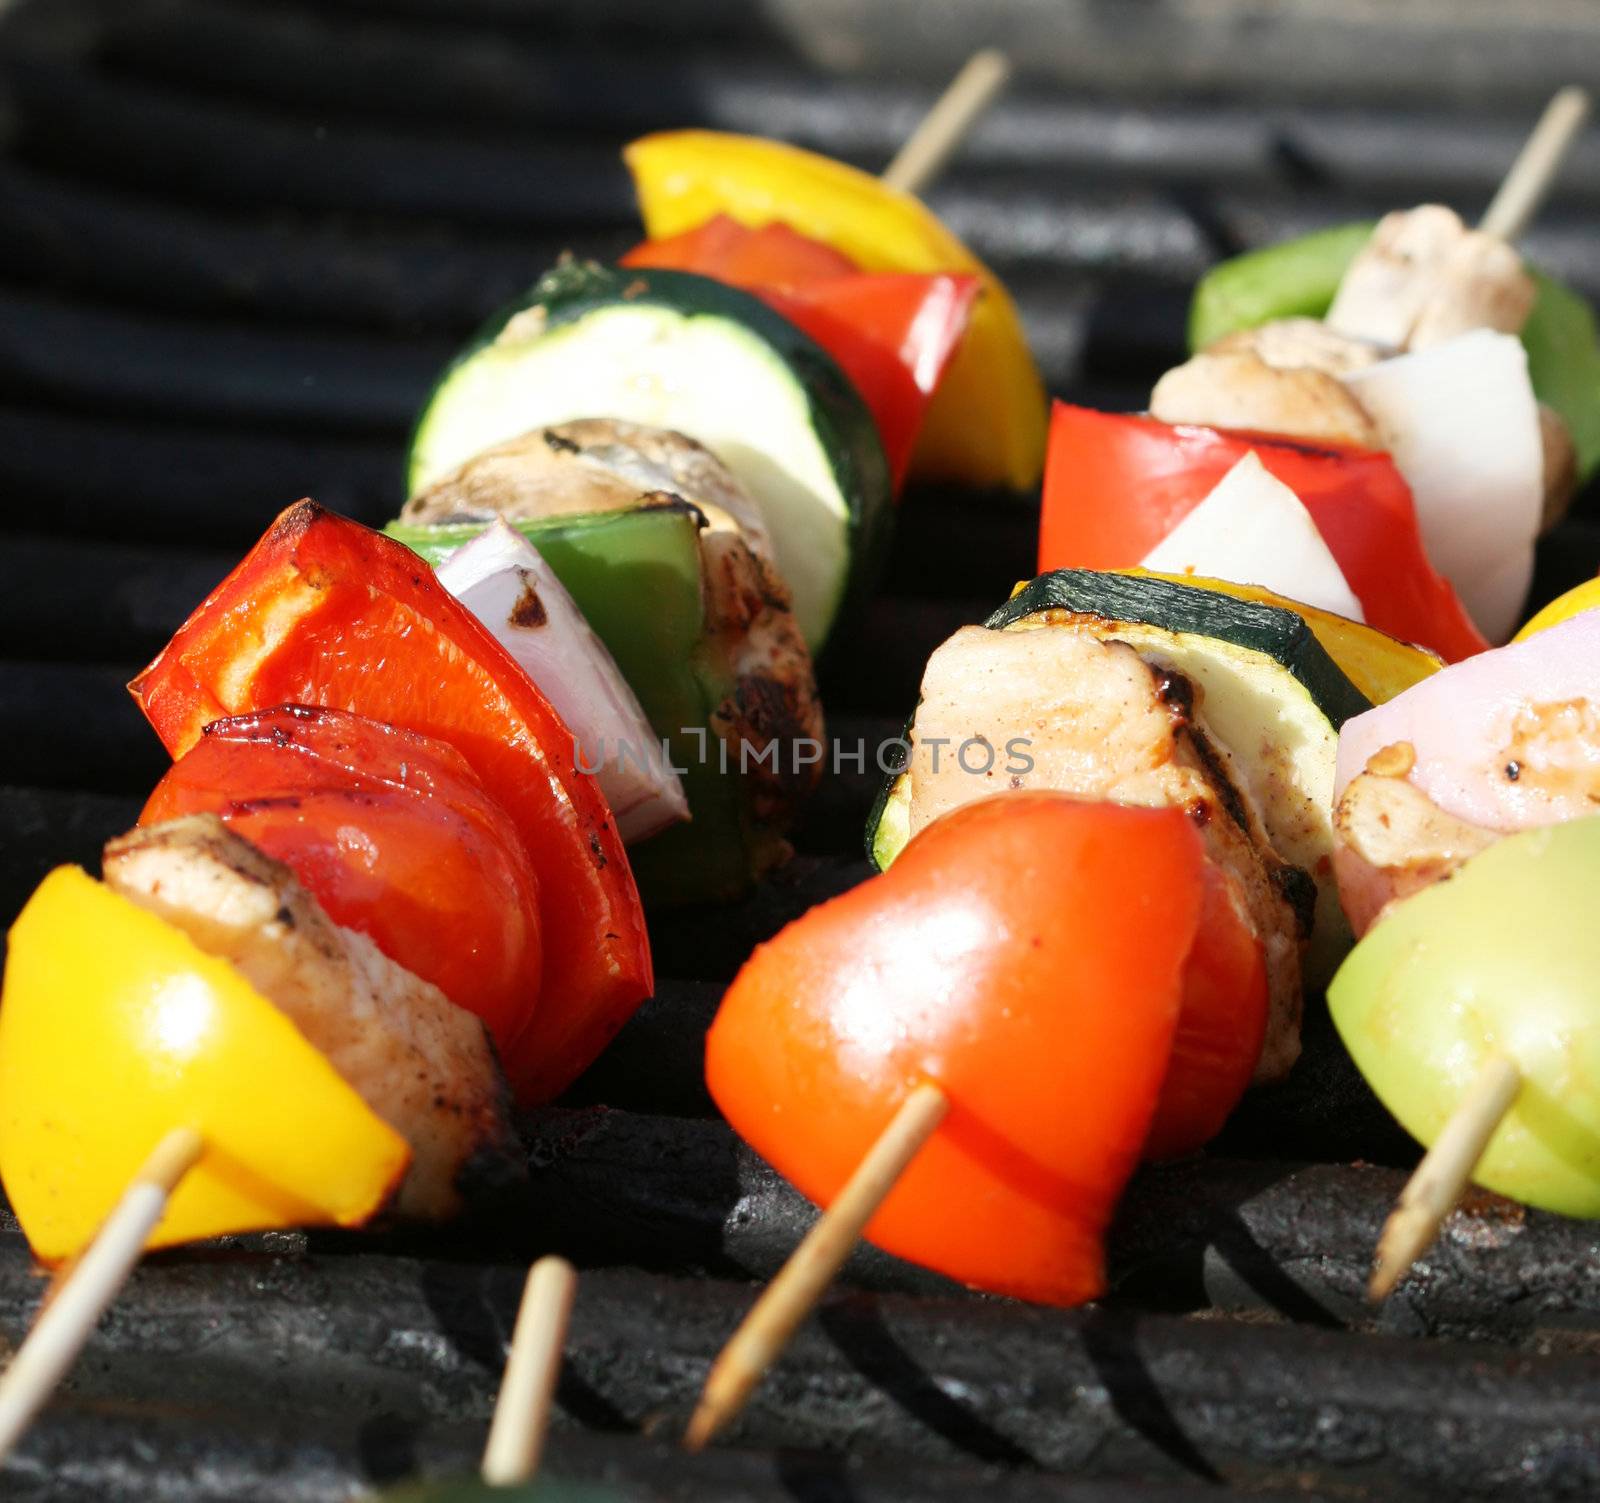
left=1480, top=86, right=1591, bottom=242
left=0, top=1126, right=203, bottom=1465
left=881, top=49, right=1012, bottom=197
left=684, top=1082, right=948, bottom=1452
left=1369, top=1055, right=1522, bottom=1302
left=481, top=1255, right=579, bottom=1486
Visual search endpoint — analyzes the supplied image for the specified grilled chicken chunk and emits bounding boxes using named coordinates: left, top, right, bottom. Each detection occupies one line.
left=103, top=815, right=518, bottom=1221
left=1326, top=205, right=1535, bottom=350
left=1206, top=317, right=1384, bottom=378
left=1333, top=746, right=1498, bottom=937
left=1150, top=350, right=1381, bottom=450
left=403, top=418, right=823, bottom=829
left=906, top=624, right=1312, bottom=1081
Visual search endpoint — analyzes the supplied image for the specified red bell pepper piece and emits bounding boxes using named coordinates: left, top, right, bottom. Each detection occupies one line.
left=129, top=501, right=652, bottom=1104
left=141, top=706, right=545, bottom=1069
left=1142, top=862, right=1268, bottom=1161
left=623, top=216, right=979, bottom=492
left=622, top=214, right=858, bottom=285
left=1038, top=404, right=1489, bottom=662
left=706, top=793, right=1216, bottom=1305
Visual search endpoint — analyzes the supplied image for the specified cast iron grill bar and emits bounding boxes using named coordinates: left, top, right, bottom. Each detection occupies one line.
left=2, top=1249, right=1598, bottom=1497
left=9, top=1405, right=1326, bottom=1503
left=78, top=3, right=1600, bottom=205
left=3, top=0, right=1600, bottom=1497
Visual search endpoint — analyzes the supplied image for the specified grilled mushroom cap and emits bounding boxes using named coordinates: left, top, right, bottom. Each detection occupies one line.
left=403, top=418, right=824, bottom=830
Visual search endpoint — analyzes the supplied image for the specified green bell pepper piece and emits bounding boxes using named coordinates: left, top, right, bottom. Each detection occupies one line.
left=1188, top=223, right=1600, bottom=481
left=387, top=506, right=782, bottom=907
left=1187, top=222, right=1376, bottom=353
left=1329, top=818, right=1600, bottom=1218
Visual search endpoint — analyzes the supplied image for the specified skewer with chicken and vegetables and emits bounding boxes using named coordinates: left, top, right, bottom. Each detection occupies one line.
left=1041, top=89, right=1595, bottom=656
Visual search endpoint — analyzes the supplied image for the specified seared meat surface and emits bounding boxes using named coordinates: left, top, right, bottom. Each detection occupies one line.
left=1206, top=317, right=1383, bottom=377
left=907, top=625, right=1311, bottom=1081
left=1332, top=746, right=1499, bottom=937
left=103, top=815, right=518, bottom=1220
left=1150, top=350, right=1380, bottom=450
left=403, top=418, right=824, bottom=832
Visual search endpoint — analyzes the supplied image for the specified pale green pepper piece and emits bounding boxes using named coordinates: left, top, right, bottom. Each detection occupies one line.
left=1329, top=818, right=1600, bottom=1217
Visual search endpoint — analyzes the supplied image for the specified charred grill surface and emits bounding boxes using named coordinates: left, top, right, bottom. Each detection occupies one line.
left=3, top=0, right=1600, bottom=1497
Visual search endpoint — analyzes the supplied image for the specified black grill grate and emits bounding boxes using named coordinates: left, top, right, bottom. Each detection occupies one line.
left=3, top=3, right=1600, bottom=1498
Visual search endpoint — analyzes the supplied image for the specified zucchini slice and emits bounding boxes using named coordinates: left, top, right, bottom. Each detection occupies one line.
left=868, top=570, right=1373, bottom=986
left=408, top=261, right=891, bottom=650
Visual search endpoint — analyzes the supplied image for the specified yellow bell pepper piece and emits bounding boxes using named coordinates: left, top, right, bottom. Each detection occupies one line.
left=1513, top=576, right=1600, bottom=641
left=624, top=129, right=1047, bottom=492
left=0, top=867, right=410, bottom=1264
left=1124, top=570, right=1443, bottom=705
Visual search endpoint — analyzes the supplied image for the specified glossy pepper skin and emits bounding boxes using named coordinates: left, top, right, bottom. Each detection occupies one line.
left=623, top=216, right=979, bottom=491
left=388, top=504, right=783, bottom=906
left=140, top=706, right=544, bottom=1072
left=0, top=867, right=409, bottom=1263
left=1143, top=862, right=1269, bottom=1161
left=1329, top=819, right=1600, bottom=1217
left=129, top=501, right=652, bottom=1105
left=707, top=794, right=1209, bottom=1304
left=625, top=129, right=1047, bottom=492
left=1039, top=404, right=1489, bottom=662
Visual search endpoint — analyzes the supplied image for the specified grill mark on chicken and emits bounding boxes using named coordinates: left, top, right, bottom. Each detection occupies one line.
left=907, top=625, right=1310, bottom=1082
left=102, top=814, right=520, bottom=1222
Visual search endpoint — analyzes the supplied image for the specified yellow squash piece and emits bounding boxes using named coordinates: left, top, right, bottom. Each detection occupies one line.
left=0, top=867, right=410, bottom=1263
left=625, top=129, right=1048, bottom=492
left=1125, top=570, right=1443, bottom=704
left=1514, top=576, right=1600, bottom=641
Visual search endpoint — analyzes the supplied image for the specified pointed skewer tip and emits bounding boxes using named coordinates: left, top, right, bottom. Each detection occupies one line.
left=1367, top=1056, right=1521, bottom=1303
left=0, top=1126, right=204, bottom=1465
left=480, top=1254, right=578, bottom=1487
left=683, top=1082, right=948, bottom=1451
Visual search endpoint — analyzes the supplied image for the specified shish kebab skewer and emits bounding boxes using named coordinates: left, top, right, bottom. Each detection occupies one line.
left=0, top=811, right=522, bottom=1468
left=678, top=50, right=1054, bottom=1455
left=1143, top=87, right=1590, bottom=647
left=0, top=49, right=1014, bottom=1474
left=683, top=82, right=1593, bottom=1452
left=1332, top=90, right=1597, bottom=1302
left=1342, top=594, right=1600, bottom=1298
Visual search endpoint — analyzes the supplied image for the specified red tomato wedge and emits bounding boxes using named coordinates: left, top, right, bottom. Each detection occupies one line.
left=1038, top=404, right=1489, bottom=662
left=141, top=706, right=543, bottom=1063
left=623, top=216, right=979, bottom=491
left=129, top=501, right=652, bottom=1104
left=1143, top=863, right=1269, bottom=1161
left=706, top=793, right=1207, bottom=1305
